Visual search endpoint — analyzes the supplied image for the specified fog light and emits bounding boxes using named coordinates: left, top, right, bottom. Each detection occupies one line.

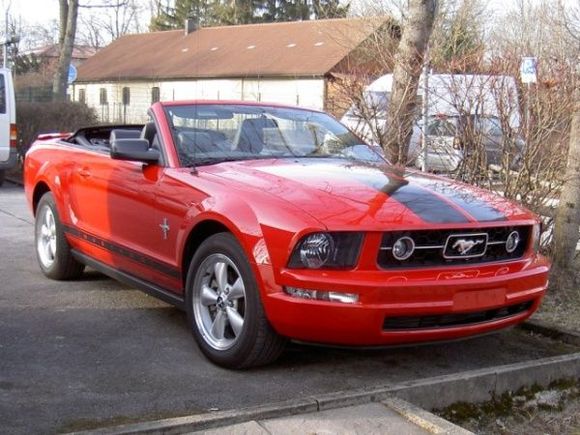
left=505, top=230, right=520, bottom=253
left=392, top=236, right=415, bottom=260
left=284, top=287, right=358, bottom=304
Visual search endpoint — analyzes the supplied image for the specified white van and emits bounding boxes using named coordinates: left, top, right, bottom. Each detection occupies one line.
left=341, top=73, right=522, bottom=171
left=0, top=68, right=16, bottom=186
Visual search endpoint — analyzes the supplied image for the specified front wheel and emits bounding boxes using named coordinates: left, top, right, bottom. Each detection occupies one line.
left=35, top=192, right=85, bottom=280
left=186, top=233, right=286, bottom=369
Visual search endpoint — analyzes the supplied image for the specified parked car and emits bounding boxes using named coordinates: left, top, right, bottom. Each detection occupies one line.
left=342, top=73, right=523, bottom=172
left=0, top=68, right=17, bottom=186
left=24, top=101, right=549, bottom=368
left=409, top=114, right=525, bottom=172
left=410, top=116, right=463, bottom=172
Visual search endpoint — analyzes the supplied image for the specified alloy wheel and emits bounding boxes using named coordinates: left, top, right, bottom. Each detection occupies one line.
left=193, top=253, right=246, bottom=351
left=37, top=205, right=57, bottom=269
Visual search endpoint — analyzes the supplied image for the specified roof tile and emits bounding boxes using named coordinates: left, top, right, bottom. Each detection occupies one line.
left=77, top=18, right=386, bottom=82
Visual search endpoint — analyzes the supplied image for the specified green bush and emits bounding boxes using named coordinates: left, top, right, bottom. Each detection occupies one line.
left=16, top=101, right=98, bottom=153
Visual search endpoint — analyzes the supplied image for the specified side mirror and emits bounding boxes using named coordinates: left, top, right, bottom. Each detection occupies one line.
left=110, top=139, right=160, bottom=163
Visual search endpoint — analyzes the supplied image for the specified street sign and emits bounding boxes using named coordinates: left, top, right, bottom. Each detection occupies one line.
left=520, top=57, right=537, bottom=84
left=68, top=64, right=77, bottom=84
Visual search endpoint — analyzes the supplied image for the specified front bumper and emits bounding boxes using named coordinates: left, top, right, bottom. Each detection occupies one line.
left=260, top=255, right=549, bottom=346
left=0, top=148, right=18, bottom=170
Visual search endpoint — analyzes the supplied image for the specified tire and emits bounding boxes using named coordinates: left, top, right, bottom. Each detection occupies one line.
left=186, top=233, right=286, bottom=369
left=0, top=169, right=5, bottom=187
left=35, top=192, right=85, bottom=280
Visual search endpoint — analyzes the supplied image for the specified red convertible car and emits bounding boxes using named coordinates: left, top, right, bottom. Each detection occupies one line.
left=24, top=101, right=549, bottom=368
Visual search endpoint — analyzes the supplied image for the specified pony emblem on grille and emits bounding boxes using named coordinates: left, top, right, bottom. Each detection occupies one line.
left=452, top=238, right=485, bottom=255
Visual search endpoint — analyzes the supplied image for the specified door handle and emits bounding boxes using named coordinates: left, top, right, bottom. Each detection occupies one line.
left=78, top=168, right=91, bottom=178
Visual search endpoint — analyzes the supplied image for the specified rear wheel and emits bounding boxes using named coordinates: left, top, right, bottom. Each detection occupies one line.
left=35, top=192, right=85, bottom=280
left=0, top=169, right=5, bottom=187
left=186, top=233, right=286, bottom=369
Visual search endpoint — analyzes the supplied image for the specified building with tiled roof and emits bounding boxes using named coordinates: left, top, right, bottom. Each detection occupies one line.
left=73, top=17, right=398, bottom=123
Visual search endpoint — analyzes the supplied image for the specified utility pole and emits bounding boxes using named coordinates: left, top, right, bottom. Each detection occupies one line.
left=421, top=54, right=430, bottom=172
left=2, top=6, right=18, bottom=69
left=3, top=7, right=8, bottom=68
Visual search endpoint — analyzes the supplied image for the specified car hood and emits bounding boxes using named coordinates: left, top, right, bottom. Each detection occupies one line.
left=205, top=158, right=534, bottom=229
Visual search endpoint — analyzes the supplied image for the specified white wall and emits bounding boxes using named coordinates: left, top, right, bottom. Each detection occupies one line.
left=73, top=78, right=325, bottom=124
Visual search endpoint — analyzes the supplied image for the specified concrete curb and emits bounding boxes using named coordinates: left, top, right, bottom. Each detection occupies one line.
left=74, top=351, right=580, bottom=435
left=82, top=398, right=319, bottom=435
left=520, top=319, right=580, bottom=347
left=389, top=352, right=580, bottom=410
left=382, top=396, right=473, bottom=435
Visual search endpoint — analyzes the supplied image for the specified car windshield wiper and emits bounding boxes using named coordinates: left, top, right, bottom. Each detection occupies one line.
left=187, top=155, right=273, bottom=167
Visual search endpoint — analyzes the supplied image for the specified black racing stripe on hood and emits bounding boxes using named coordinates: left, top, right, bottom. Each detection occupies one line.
left=406, top=175, right=507, bottom=222
left=352, top=169, right=470, bottom=223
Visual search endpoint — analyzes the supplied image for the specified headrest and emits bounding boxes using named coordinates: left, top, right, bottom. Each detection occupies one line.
left=177, top=131, right=214, bottom=154
left=237, top=117, right=278, bottom=153
left=140, top=122, right=157, bottom=141
left=109, top=128, right=141, bottom=142
left=110, top=129, right=141, bottom=143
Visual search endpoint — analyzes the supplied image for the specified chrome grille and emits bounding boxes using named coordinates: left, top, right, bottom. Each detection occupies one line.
left=378, top=226, right=531, bottom=269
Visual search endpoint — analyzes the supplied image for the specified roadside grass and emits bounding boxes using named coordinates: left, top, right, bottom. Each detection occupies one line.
left=435, top=379, right=580, bottom=435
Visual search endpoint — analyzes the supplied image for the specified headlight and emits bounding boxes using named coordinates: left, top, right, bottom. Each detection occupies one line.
left=288, top=232, right=364, bottom=269
left=299, top=232, right=334, bottom=269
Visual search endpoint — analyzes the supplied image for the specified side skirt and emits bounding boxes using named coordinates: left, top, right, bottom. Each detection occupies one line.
left=72, top=250, right=185, bottom=310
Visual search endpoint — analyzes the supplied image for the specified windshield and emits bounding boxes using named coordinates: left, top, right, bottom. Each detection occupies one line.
left=472, top=116, right=503, bottom=136
left=426, top=115, right=504, bottom=138
left=164, top=104, right=384, bottom=167
left=345, top=91, right=391, bottom=118
left=427, top=118, right=458, bottom=137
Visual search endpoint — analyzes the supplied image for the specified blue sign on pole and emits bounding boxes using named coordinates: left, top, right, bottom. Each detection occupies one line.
left=520, top=57, right=537, bottom=84
left=68, top=64, right=78, bottom=84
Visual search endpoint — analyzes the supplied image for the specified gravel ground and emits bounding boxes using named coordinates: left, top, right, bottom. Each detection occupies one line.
left=533, top=263, right=580, bottom=332
left=534, top=294, right=580, bottom=332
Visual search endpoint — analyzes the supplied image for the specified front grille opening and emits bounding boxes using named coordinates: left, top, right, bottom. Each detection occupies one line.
left=378, top=226, right=531, bottom=269
left=383, top=300, right=533, bottom=331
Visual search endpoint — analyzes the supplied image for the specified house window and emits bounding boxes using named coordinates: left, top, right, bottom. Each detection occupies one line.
left=99, top=88, right=108, bottom=105
left=78, top=88, right=86, bottom=104
left=151, top=87, right=160, bottom=103
left=122, top=87, right=130, bottom=105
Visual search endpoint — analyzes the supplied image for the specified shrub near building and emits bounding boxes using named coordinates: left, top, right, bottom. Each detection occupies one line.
left=11, top=101, right=97, bottom=181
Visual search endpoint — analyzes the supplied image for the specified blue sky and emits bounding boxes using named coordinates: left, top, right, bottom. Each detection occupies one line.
left=8, top=0, right=579, bottom=33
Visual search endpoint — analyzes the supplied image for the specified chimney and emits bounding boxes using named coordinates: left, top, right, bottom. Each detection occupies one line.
left=185, top=17, right=199, bottom=35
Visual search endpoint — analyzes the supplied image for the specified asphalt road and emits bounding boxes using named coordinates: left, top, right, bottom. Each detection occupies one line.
left=0, top=183, right=577, bottom=434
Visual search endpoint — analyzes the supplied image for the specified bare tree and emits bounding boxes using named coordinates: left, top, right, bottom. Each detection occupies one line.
left=53, top=0, right=146, bottom=99
left=52, top=0, right=79, bottom=101
left=383, top=0, right=438, bottom=164
left=77, top=0, right=143, bottom=50
left=552, top=87, right=580, bottom=271
left=551, top=0, right=580, bottom=273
